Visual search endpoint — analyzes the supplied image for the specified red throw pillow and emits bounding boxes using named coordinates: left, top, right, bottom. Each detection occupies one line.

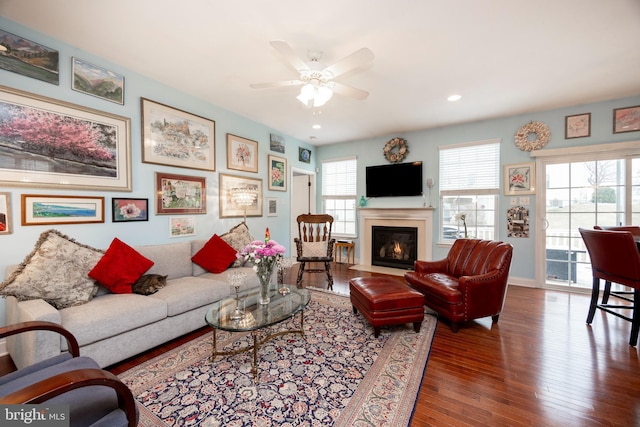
left=192, top=234, right=238, bottom=274
left=88, top=238, right=154, bottom=294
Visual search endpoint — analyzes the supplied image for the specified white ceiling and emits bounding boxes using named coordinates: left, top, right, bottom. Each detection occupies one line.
left=2, top=0, right=640, bottom=146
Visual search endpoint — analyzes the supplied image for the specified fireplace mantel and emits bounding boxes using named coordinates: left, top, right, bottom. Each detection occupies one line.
left=358, top=207, right=434, bottom=269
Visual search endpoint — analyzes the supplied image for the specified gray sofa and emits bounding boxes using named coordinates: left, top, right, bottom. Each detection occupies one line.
left=4, top=239, right=259, bottom=369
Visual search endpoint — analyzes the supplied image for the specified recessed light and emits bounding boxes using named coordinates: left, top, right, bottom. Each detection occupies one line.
left=312, top=124, right=321, bottom=129
left=447, top=94, right=462, bottom=102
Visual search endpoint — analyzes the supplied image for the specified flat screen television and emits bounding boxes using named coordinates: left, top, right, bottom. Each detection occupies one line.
left=366, top=161, right=423, bottom=198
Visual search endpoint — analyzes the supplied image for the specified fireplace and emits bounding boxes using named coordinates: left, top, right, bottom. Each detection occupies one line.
left=371, top=226, right=418, bottom=270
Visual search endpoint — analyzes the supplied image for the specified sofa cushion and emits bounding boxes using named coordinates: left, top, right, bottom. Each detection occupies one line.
left=0, top=229, right=103, bottom=309
left=88, top=238, right=154, bottom=294
left=136, top=241, right=193, bottom=279
left=220, top=222, right=253, bottom=267
left=191, top=234, right=238, bottom=273
left=60, top=293, right=167, bottom=349
left=149, top=276, right=229, bottom=316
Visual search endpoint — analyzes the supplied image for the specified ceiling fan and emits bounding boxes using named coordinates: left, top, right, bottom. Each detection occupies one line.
left=250, top=41, right=374, bottom=108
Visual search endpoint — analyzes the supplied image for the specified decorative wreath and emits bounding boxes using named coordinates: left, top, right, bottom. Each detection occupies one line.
left=383, top=137, right=408, bottom=163
left=514, top=121, right=551, bottom=151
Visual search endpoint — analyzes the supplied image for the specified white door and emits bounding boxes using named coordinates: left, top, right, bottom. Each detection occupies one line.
left=290, top=168, right=316, bottom=254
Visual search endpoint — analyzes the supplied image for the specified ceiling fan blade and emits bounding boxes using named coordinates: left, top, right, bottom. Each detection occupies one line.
left=250, top=79, right=303, bottom=89
left=331, top=82, right=369, bottom=100
left=324, top=48, right=374, bottom=79
left=270, top=40, right=309, bottom=74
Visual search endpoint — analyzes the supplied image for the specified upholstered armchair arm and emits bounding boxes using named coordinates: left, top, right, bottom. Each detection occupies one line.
left=0, top=321, right=79, bottom=358
left=413, top=258, right=449, bottom=274
left=0, top=368, right=138, bottom=427
left=458, top=270, right=510, bottom=319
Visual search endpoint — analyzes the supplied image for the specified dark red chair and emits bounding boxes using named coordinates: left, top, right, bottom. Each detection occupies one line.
left=579, top=228, right=640, bottom=346
left=593, top=225, right=639, bottom=305
left=404, top=239, right=513, bottom=332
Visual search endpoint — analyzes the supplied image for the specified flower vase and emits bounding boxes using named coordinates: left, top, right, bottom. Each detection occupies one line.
left=257, top=267, right=273, bottom=305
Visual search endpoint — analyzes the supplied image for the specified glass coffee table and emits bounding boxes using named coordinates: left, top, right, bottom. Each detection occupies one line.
left=204, top=286, right=311, bottom=382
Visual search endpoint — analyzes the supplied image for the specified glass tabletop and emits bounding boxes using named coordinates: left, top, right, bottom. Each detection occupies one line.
left=205, top=286, right=310, bottom=332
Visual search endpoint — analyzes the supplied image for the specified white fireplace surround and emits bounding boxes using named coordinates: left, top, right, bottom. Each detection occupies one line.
left=358, top=207, right=434, bottom=269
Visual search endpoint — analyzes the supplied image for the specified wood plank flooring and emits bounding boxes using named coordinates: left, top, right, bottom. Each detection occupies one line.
left=4, top=263, right=639, bottom=426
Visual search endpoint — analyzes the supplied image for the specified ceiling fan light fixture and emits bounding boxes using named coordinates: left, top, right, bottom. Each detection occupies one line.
left=296, top=83, right=333, bottom=107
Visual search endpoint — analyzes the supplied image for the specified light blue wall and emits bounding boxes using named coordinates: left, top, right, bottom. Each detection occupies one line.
left=317, top=94, right=640, bottom=281
left=0, top=18, right=315, bottom=324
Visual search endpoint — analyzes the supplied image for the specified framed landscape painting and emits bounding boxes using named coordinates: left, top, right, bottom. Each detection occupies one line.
left=170, top=216, right=196, bottom=237
left=142, top=98, right=215, bottom=171
left=21, top=194, right=105, bottom=226
left=0, top=29, right=59, bottom=85
left=268, top=155, right=287, bottom=191
left=0, top=85, right=132, bottom=191
left=155, top=172, right=206, bottom=215
left=226, top=134, right=258, bottom=173
left=72, top=57, right=124, bottom=104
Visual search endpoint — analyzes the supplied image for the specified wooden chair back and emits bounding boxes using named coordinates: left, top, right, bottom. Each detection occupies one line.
left=296, top=214, right=333, bottom=243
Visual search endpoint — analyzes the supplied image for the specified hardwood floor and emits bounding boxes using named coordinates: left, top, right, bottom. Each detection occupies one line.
left=4, top=263, right=639, bottom=426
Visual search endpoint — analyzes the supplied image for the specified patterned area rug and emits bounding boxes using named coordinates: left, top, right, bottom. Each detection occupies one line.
left=119, top=289, right=437, bottom=426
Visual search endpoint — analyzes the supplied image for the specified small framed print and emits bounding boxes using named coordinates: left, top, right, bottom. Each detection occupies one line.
left=565, top=113, right=591, bottom=139
left=270, top=133, right=285, bottom=153
left=268, top=155, right=287, bottom=191
left=613, top=105, right=640, bottom=134
left=299, top=147, right=311, bottom=163
left=226, top=134, right=258, bottom=173
left=72, top=57, right=124, bottom=104
left=112, top=198, right=148, bottom=222
left=504, top=162, right=535, bottom=195
left=0, top=192, right=12, bottom=234
left=21, top=194, right=105, bottom=226
left=155, top=172, right=206, bottom=215
left=170, top=216, right=196, bottom=238
left=267, top=198, right=278, bottom=217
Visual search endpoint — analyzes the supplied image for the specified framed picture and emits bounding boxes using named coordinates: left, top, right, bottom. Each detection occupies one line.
left=0, top=29, right=59, bottom=85
left=72, top=57, right=124, bottom=105
left=267, top=198, right=278, bottom=217
left=270, top=133, right=285, bottom=153
left=155, top=172, right=206, bottom=215
left=268, top=155, right=287, bottom=191
left=565, top=113, right=591, bottom=139
left=141, top=98, right=216, bottom=171
left=0, top=192, right=12, bottom=235
left=169, top=216, right=196, bottom=238
left=299, top=147, right=311, bottom=163
left=507, top=205, right=529, bottom=238
left=0, top=85, right=131, bottom=191
left=219, top=173, right=262, bottom=218
left=21, top=194, right=105, bottom=226
left=112, top=198, right=148, bottom=222
left=226, top=134, right=258, bottom=173
left=504, top=162, right=536, bottom=195
left=613, top=105, right=640, bottom=134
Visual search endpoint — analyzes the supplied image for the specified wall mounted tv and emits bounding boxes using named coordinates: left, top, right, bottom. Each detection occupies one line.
left=365, top=161, right=423, bottom=198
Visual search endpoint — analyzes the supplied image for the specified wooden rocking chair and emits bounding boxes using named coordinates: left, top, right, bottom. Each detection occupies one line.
left=294, top=214, right=335, bottom=290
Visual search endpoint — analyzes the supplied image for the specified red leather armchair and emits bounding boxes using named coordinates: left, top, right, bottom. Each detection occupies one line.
left=404, top=239, right=513, bottom=332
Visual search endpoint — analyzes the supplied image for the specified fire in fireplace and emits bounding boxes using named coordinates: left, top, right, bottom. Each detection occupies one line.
left=371, top=226, right=418, bottom=269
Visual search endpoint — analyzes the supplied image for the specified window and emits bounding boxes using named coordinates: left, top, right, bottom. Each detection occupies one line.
left=439, top=139, right=501, bottom=241
left=322, top=157, right=357, bottom=237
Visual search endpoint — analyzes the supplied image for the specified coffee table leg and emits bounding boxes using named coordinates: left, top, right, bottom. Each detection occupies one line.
left=211, top=328, right=217, bottom=362
left=252, top=330, right=258, bottom=383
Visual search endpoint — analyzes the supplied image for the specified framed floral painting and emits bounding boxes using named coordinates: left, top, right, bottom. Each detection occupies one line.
left=504, top=162, right=535, bottom=195
left=268, top=155, right=287, bottom=191
left=0, top=192, right=12, bottom=234
left=112, top=198, right=148, bottom=222
left=226, top=134, right=258, bottom=173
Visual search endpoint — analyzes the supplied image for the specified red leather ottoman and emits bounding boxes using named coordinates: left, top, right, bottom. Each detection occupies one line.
left=349, top=276, right=425, bottom=337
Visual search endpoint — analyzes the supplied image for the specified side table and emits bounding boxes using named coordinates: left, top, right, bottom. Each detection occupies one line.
left=334, top=240, right=355, bottom=264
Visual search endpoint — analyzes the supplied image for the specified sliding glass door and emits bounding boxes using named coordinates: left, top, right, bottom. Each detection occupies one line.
left=538, top=149, right=640, bottom=290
